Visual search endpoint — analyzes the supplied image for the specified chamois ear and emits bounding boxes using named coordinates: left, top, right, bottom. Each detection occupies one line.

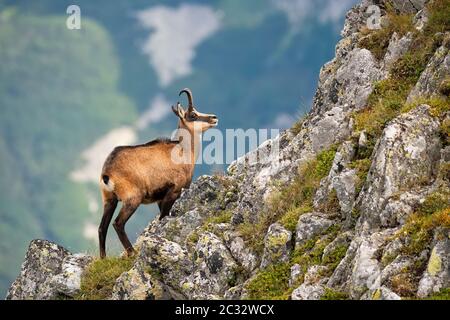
left=172, top=102, right=185, bottom=119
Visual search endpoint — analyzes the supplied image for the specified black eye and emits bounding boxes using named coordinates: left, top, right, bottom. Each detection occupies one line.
left=191, top=114, right=198, bottom=120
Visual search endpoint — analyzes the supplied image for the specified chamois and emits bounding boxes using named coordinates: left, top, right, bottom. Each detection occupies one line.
left=98, top=88, right=218, bottom=258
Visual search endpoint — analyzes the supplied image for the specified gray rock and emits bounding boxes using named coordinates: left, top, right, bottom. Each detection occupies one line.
left=304, top=265, right=330, bottom=285
left=322, top=232, right=353, bottom=263
left=358, top=130, right=368, bottom=148
left=314, top=140, right=356, bottom=213
left=261, top=223, right=292, bottom=269
left=291, top=283, right=325, bottom=300
left=7, top=240, right=72, bottom=300
left=111, top=265, right=184, bottom=300
left=379, top=191, right=425, bottom=227
left=138, top=236, right=192, bottom=291
left=341, top=0, right=375, bottom=38
left=391, top=0, right=428, bottom=13
left=223, top=231, right=258, bottom=272
left=51, top=254, right=93, bottom=297
left=407, top=44, right=450, bottom=103
left=348, top=229, right=397, bottom=299
left=414, top=8, right=429, bottom=31
left=380, top=255, right=414, bottom=284
left=335, top=48, right=385, bottom=111
left=332, top=169, right=357, bottom=219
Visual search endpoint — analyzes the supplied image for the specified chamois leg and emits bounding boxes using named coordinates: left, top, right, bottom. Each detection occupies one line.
left=158, top=188, right=180, bottom=220
left=113, top=199, right=140, bottom=256
left=99, top=193, right=118, bottom=259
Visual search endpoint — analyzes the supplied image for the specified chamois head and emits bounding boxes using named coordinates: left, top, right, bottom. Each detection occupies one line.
left=172, top=88, right=218, bottom=133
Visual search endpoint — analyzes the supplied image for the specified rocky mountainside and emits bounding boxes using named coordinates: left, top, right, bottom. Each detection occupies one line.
left=6, top=0, right=450, bottom=300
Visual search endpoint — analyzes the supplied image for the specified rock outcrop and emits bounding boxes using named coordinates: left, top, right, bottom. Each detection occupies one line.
left=7, top=0, right=449, bottom=300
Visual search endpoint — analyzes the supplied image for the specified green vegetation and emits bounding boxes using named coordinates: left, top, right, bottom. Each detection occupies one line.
left=321, top=288, right=348, bottom=300
left=358, top=10, right=414, bottom=60
left=355, top=0, right=450, bottom=138
left=425, top=288, right=450, bottom=300
left=205, top=210, right=233, bottom=225
left=278, top=205, right=312, bottom=232
left=75, top=256, right=135, bottom=300
left=242, top=146, right=347, bottom=300
left=245, top=225, right=347, bottom=300
left=237, top=147, right=337, bottom=254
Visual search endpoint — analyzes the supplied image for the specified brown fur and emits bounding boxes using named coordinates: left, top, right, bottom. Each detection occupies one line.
left=98, top=89, right=218, bottom=258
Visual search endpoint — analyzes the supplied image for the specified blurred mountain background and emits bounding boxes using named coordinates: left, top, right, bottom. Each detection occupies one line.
left=0, top=0, right=357, bottom=296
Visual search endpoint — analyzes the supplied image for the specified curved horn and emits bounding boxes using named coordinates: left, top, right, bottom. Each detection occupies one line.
left=179, top=88, right=194, bottom=111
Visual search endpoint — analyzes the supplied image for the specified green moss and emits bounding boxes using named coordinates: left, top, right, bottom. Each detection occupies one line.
left=279, top=205, right=311, bottom=232
left=316, top=148, right=338, bottom=178
left=205, top=210, right=233, bottom=225
left=419, top=190, right=450, bottom=215
left=75, top=256, right=135, bottom=300
left=291, top=231, right=338, bottom=275
left=321, top=288, right=349, bottom=300
left=147, top=267, right=163, bottom=281
left=381, top=252, right=398, bottom=267
left=322, top=244, right=349, bottom=272
left=244, top=263, right=291, bottom=300
left=246, top=225, right=345, bottom=300
left=402, top=96, right=450, bottom=117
